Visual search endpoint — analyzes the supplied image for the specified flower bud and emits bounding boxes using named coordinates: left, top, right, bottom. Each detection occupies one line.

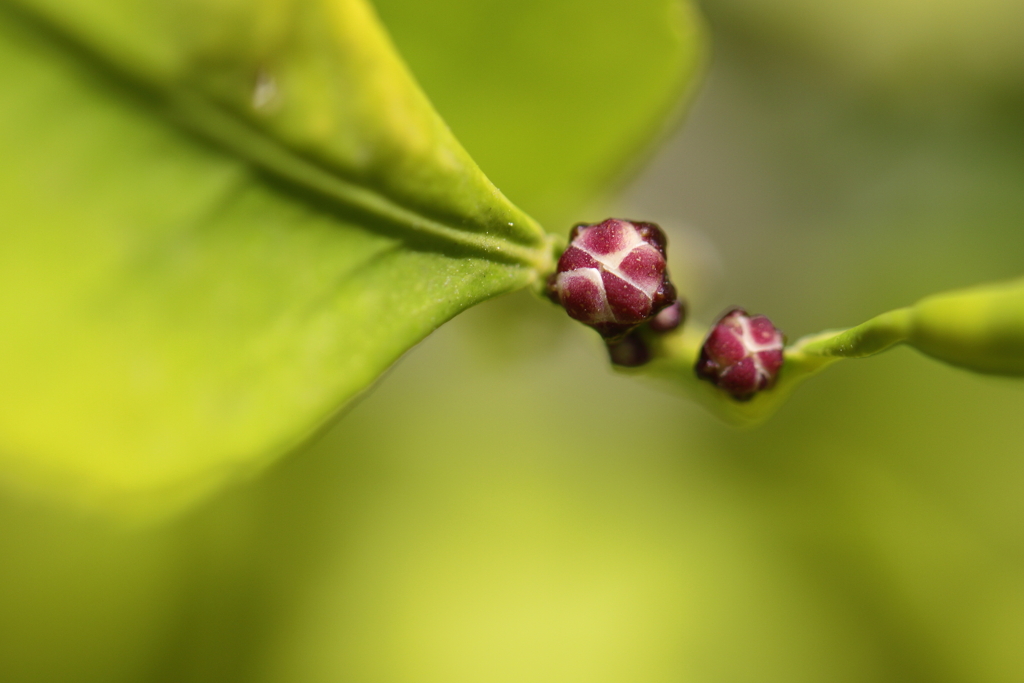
left=606, top=333, right=651, bottom=367
left=696, top=308, right=785, bottom=400
left=649, top=299, right=686, bottom=333
left=548, top=219, right=677, bottom=339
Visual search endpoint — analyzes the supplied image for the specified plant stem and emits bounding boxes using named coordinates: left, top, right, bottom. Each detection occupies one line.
left=789, top=307, right=912, bottom=360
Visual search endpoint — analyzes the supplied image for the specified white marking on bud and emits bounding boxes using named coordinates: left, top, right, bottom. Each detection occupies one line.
left=737, top=316, right=781, bottom=386
left=555, top=268, right=615, bottom=323
left=574, top=230, right=658, bottom=299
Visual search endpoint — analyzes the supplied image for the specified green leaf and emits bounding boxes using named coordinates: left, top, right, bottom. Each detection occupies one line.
left=0, top=0, right=707, bottom=515
left=0, top=0, right=560, bottom=515
left=372, top=0, right=707, bottom=228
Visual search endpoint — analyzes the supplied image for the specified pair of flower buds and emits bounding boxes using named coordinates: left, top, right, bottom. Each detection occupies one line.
left=547, top=218, right=784, bottom=400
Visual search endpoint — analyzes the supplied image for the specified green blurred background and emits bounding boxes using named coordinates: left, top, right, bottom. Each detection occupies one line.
left=2, top=0, right=1024, bottom=681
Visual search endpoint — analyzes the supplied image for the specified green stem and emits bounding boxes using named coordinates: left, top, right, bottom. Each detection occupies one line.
left=616, top=307, right=915, bottom=427
left=613, top=277, right=1024, bottom=425
left=790, top=307, right=912, bottom=361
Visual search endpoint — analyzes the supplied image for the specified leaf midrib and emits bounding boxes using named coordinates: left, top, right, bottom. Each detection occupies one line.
left=170, top=90, right=554, bottom=270
left=3, top=1, right=555, bottom=274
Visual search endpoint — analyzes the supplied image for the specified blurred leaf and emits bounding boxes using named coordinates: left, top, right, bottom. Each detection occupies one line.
left=372, top=0, right=707, bottom=228
left=704, top=0, right=1024, bottom=97
left=0, top=0, right=561, bottom=515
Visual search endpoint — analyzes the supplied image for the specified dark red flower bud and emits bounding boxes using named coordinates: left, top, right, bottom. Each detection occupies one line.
left=548, top=219, right=677, bottom=339
left=649, top=299, right=686, bottom=333
left=606, top=333, right=651, bottom=367
left=695, top=308, right=785, bottom=400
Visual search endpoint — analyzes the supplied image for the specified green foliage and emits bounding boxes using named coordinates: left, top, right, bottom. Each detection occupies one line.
left=372, top=0, right=706, bottom=228
left=0, top=0, right=704, bottom=515
left=707, top=0, right=1024, bottom=95
left=1, top=1, right=1024, bottom=682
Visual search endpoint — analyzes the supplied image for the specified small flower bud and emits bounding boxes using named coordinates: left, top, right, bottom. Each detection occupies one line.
left=548, top=218, right=677, bottom=339
left=696, top=308, right=785, bottom=400
left=606, top=333, right=651, bottom=367
left=649, top=299, right=686, bottom=333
